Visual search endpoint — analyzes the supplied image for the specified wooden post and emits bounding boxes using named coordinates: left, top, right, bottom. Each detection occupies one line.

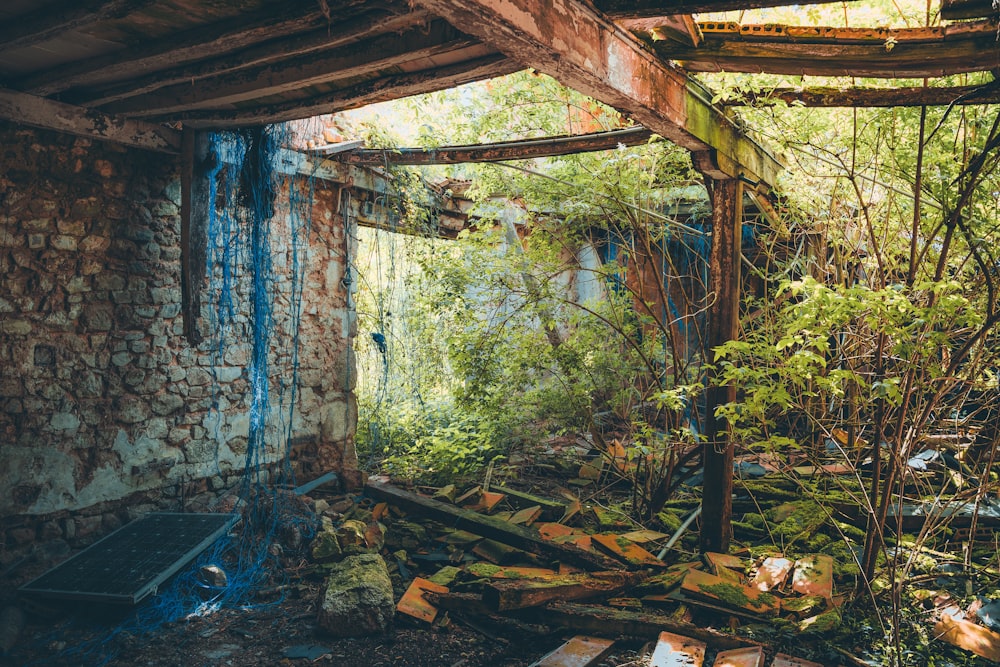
left=180, top=127, right=212, bottom=345
left=699, top=176, right=742, bottom=554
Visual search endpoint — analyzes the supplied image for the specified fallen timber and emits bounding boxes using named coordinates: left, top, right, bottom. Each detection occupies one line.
left=483, top=570, right=648, bottom=611
left=366, top=479, right=622, bottom=570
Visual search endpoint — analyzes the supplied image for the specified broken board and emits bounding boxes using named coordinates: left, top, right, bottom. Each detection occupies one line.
left=529, top=635, right=615, bottom=667
left=19, top=513, right=234, bottom=605
left=714, top=646, right=764, bottom=667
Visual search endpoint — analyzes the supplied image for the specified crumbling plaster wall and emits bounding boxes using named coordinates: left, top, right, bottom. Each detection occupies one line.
left=0, top=124, right=358, bottom=552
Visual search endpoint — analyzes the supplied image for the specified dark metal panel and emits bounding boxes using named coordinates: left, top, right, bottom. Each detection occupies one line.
left=19, top=513, right=235, bottom=605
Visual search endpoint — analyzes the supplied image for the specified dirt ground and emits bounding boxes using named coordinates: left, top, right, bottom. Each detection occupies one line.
left=2, top=594, right=650, bottom=667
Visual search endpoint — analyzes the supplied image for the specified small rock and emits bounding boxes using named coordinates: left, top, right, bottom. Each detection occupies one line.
left=198, top=565, right=228, bottom=588
left=317, top=553, right=394, bottom=637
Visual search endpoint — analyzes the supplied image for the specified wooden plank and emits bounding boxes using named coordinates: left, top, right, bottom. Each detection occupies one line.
left=169, top=55, right=519, bottom=127
left=18, top=2, right=380, bottom=95
left=699, top=178, right=741, bottom=554
left=180, top=128, right=212, bottom=345
left=410, top=0, right=781, bottom=184
left=100, top=21, right=481, bottom=115
left=714, top=647, right=764, bottom=667
left=343, top=127, right=654, bottom=166
left=526, top=602, right=762, bottom=650
left=467, top=563, right=559, bottom=579
left=934, top=613, right=1000, bottom=662
left=622, top=530, right=669, bottom=544
left=496, top=487, right=566, bottom=521
left=0, top=0, right=152, bottom=53
left=681, top=569, right=780, bottom=616
left=649, top=630, right=706, bottom=667
left=791, top=555, right=834, bottom=599
left=720, top=83, right=1000, bottom=108
left=365, top=480, right=621, bottom=570
left=530, top=636, right=616, bottom=667
left=397, top=577, right=449, bottom=623
left=751, top=556, right=793, bottom=591
left=595, top=0, right=864, bottom=17
left=483, top=571, right=648, bottom=611
left=705, top=552, right=745, bottom=573
left=592, top=534, right=666, bottom=567
left=0, top=87, right=179, bottom=154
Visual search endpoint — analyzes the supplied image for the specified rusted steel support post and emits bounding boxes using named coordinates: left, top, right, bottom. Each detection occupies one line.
left=699, top=176, right=742, bottom=554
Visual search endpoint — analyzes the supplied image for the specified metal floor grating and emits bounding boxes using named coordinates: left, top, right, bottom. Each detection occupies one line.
left=19, top=512, right=235, bottom=605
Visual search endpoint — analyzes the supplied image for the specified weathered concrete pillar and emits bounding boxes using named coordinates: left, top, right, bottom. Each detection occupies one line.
left=699, top=175, right=743, bottom=554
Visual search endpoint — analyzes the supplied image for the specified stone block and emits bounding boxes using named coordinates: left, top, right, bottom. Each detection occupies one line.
left=50, top=235, right=77, bottom=251
left=50, top=412, right=80, bottom=432
left=151, top=392, right=184, bottom=415
left=317, top=553, right=394, bottom=637
left=116, top=396, right=150, bottom=424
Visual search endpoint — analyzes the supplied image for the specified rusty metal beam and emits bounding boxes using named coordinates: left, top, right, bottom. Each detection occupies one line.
left=0, top=87, right=180, bottom=153
left=100, top=21, right=481, bottom=116
left=652, top=19, right=1000, bottom=78
left=596, top=0, right=864, bottom=17
left=412, top=0, right=781, bottom=185
left=720, top=82, right=1000, bottom=107
left=165, top=55, right=518, bottom=127
left=699, top=176, right=742, bottom=554
left=941, top=0, right=998, bottom=19
left=343, top=126, right=655, bottom=165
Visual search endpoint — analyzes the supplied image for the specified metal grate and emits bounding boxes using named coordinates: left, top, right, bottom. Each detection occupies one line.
left=19, top=512, right=235, bottom=605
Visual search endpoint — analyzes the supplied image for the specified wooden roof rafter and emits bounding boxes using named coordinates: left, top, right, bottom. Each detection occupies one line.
left=594, top=0, right=866, bottom=18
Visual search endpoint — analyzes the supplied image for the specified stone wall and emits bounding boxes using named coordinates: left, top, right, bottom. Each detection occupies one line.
left=0, top=124, right=358, bottom=555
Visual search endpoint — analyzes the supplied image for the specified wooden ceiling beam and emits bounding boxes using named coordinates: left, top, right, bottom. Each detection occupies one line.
left=411, top=0, right=781, bottom=184
left=66, top=9, right=430, bottom=107
left=652, top=20, right=1000, bottom=78
left=0, top=87, right=179, bottom=153
left=941, top=0, right=998, bottom=20
left=595, top=0, right=864, bottom=17
left=99, top=21, right=482, bottom=117
left=0, top=0, right=152, bottom=53
left=343, top=126, right=656, bottom=165
left=18, top=0, right=418, bottom=95
left=720, top=82, right=1000, bottom=107
left=166, top=55, right=520, bottom=128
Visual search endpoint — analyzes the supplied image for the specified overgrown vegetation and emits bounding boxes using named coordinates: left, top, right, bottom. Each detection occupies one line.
left=341, top=5, right=1000, bottom=660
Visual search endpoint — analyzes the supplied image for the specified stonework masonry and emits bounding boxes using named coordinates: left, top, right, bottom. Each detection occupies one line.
left=0, top=124, right=359, bottom=557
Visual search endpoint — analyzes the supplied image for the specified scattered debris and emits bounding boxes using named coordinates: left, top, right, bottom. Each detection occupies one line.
left=649, top=630, right=706, bottom=667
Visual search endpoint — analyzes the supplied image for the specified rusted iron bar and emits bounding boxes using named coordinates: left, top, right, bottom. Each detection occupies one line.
left=343, top=127, right=655, bottom=166
left=720, top=82, right=1000, bottom=108
left=651, top=19, right=1000, bottom=78
left=595, top=0, right=864, bottom=18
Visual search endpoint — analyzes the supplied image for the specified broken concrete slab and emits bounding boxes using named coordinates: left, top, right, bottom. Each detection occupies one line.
left=529, top=635, right=615, bottom=667
left=791, top=555, right=834, bottom=599
left=934, top=612, right=1000, bottom=662
left=649, top=630, right=706, bottom=667
left=751, top=556, right=793, bottom=591
left=713, top=646, right=764, bottom=667
left=317, top=553, right=395, bottom=637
